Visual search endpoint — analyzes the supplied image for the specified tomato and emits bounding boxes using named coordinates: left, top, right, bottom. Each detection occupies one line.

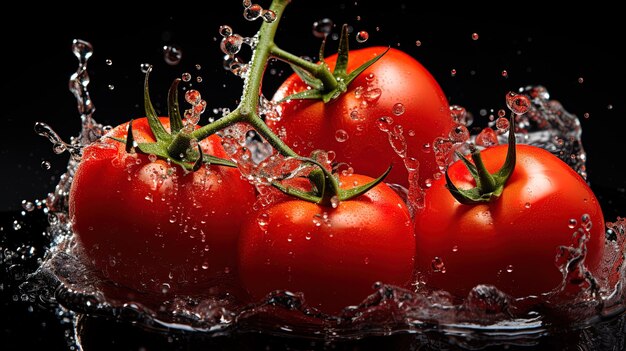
left=237, top=173, right=416, bottom=315
left=269, top=47, right=455, bottom=188
left=69, top=117, right=256, bottom=296
left=413, top=144, right=605, bottom=300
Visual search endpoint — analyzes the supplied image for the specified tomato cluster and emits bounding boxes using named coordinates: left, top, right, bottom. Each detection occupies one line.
left=67, top=13, right=607, bottom=316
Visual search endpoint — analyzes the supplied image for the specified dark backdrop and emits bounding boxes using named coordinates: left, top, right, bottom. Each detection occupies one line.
left=1, top=2, right=625, bottom=350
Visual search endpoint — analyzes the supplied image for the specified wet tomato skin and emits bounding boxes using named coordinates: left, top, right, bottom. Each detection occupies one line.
left=237, top=174, right=416, bottom=315
left=69, top=117, right=256, bottom=295
left=269, top=47, right=455, bottom=188
left=413, top=144, right=605, bottom=300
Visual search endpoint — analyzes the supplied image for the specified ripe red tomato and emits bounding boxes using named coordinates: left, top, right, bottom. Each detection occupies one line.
left=269, top=47, right=454, bottom=188
left=237, top=173, right=416, bottom=315
left=69, top=117, right=256, bottom=296
left=413, top=144, right=605, bottom=300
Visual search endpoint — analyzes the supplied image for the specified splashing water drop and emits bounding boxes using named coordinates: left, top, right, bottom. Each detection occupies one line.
left=221, top=34, right=244, bottom=56
left=105, top=59, right=112, bottom=65
left=431, top=257, right=446, bottom=273
left=377, top=116, right=393, bottom=132
left=472, top=33, right=479, bottom=40
left=219, top=25, right=233, bottom=37
left=501, top=70, right=508, bottom=78
left=41, top=161, right=52, bottom=170
left=475, top=128, right=499, bottom=147
left=181, top=73, right=192, bottom=82
left=243, top=4, right=263, bottom=21
left=495, top=117, right=510, bottom=132
left=451, top=69, right=457, bottom=77
left=356, top=31, right=369, bottom=43
left=415, top=40, right=422, bottom=47
left=163, top=45, right=183, bottom=65
left=449, top=125, right=470, bottom=143
left=261, top=10, right=276, bottom=23
left=140, top=63, right=151, bottom=73
left=392, top=103, right=405, bottom=116
left=505, top=91, right=531, bottom=115
left=312, top=18, right=333, bottom=38
left=335, top=129, right=349, bottom=143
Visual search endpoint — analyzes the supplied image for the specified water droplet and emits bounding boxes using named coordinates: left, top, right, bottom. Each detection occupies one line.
left=495, top=117, right=510, bottom=132
left=243, top=4, right=263, bottom=21
left=335, top=129, right=349, bottom=143
left=219, top=25, right=233, bottom=37
left=330, top=196, right=340, bottom=209
left=363, top=88, right=381, bottom=103
left=450, top=69, right=457, bottom=77
left=356, top=31, right=369, bottom=43
left=185, top=90, right=201, bottom=105
left=505, top=91, right=531, bottom=115
left=257, top=212, right=269, bottom=230
left=169, top=214, right=177, bottom=223
left=12, top=220, right=22, bottom=231
left=568, top=218, right=577, bottom=229
left=21, top=200, right=35, bottom=212
left=181, top=73, right=192, bottom=82
left=221, top=34, right=244, bottom=55
left=524, top=202, right=531, bottom=209
left=107, top=84, right=114, bottom=90
left=474, top=128, right=497, bottom=148
left=583, top=112, right=590, bottom=119
left=377, top=116, right=393, bottom=132
left=449, top=125, right=469, bottom=143
left=431, top=257, right=446, bottom=273
left=312, top=18, right=333, bottom=38
left=105, top=59, right=112, bottom=65
left=471, top=33, right=479, bottom=40
left=41, top=161, right=51, bottom=170
left=161, top=283, right=170, bottom=294
left=201, top=262, right=210, bottom=270
left=392, top=103, right=405, bottom=116
left=163, top=45, right=182, bottom=65
left=578, top=77, right=584, bottom=84
left=262, top=10, right=276, bottom=23
left=498, top=109, right=506, bottom=118
left=415, top=40, right=422, bottom=47
left=501, top=70, right=508, bottom=78
left=363, top=257, right=370, bottom=265
left=140, top=63, right=151, bottom=73
left=196, top=76, right=203, bottom=83
left=506, top=264, right=514, bottom=273
left=452, top=245, right=459, bottom=252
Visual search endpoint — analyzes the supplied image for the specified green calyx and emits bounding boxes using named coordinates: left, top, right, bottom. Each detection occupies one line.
left=281, top=24, right=388, bottom=103
left=445, top=113, right=517, bottom=205
left=272, top=157, right=392, bottom=207
left=110, top=66, right=235, bottom=171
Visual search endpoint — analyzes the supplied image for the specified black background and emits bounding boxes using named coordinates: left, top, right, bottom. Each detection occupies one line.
left=1, top=2, right=625, bottom=350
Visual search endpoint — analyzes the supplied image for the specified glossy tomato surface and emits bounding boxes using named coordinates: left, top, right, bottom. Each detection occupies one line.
left=269, top=47, right=454, bottom=188
left=69, top=118, right=256, bottom=296
left=237, top=174, right=416, bottom=315
left=413, top=144, right=605, bottom=300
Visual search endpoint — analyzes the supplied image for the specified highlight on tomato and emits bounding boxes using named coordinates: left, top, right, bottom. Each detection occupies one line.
left=268, top=25, right=456, bottom=188
left=237, top=160, right=416, bottom=315
left=69, top=75, right=257, bottom=296
left=413, top=94, right=605, bottom=302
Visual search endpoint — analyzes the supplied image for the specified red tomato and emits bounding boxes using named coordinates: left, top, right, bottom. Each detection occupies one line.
left=69, top=117, right=256, bottom=296
left=269, top=47, right=455, bottom=188
left=237, top=174, right=416, bottom=315
left=413, top=144, right=605, bottom=300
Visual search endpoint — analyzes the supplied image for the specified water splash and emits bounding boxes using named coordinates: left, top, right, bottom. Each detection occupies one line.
left=11, top=35, right=626, bottom=350
left=505, top=85, right=588, bottom=179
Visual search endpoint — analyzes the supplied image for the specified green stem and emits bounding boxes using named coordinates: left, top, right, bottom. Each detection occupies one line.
left=167, top=131, right=193, bottom=160
left=270, top=45, right=338, bottom=91
left=247, top=112, right=298, bottom=157
left=191, top=109, right=243, bottom=140
left=192, top=0, right=297, bottom=158
left=470, top=151, right=497, bottom=193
